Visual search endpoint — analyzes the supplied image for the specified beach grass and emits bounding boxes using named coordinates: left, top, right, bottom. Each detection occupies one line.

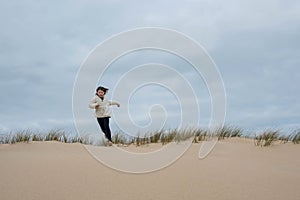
left=254, top=129, right=280, bottom=147
left=1, top=126, right=299, bottom=147
left=291, top=129, right=300, bottom=144
left=112, top=132, right=127, bottom=145
left=214, top=126, right=243, bottom=140
left=193, top=128, right=208, bottom=143
left=149, top=130, right=164, bottom=143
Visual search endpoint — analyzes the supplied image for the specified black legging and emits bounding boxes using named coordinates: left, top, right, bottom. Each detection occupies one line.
left=97, top=117, right=112, bottom=142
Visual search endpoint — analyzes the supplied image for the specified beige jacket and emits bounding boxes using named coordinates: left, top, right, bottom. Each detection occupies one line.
left=89, top=95, right=118, bottom=118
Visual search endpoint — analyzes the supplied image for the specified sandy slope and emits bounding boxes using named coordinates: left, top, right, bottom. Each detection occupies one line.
left=0, top=139, right=299, bottom=200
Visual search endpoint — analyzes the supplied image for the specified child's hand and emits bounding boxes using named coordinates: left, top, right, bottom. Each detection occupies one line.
left=117, top=103, right=120, bottom=107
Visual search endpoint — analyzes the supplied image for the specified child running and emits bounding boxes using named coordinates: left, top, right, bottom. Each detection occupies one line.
left=89, top=86, right=120, bottom=146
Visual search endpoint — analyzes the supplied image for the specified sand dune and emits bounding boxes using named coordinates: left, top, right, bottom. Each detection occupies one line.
left=0, top=139, right=299, bottom=200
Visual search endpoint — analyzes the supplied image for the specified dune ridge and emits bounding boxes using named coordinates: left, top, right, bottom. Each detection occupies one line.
left=0, top=139, right=299, bottom=200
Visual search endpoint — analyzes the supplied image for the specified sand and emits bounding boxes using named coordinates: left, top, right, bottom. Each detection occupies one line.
left=0, top=138, right=299, bottom=200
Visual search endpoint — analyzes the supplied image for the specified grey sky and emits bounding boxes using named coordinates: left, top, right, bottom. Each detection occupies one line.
left=0, top=0, right=299, bottom=134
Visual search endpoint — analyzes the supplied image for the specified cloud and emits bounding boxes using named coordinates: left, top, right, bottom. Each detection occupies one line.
left=0, top=0, right=299, bottom=134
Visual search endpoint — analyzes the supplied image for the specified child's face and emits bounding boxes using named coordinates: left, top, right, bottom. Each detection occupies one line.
left=97, top=90, right=105, bottom=97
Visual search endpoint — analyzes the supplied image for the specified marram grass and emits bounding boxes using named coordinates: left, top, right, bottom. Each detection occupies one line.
left=291, top=129, right=300, bottom=144
left=0, top=127, right=299, bottom=147
left=254, top=129, right=280, bottom=147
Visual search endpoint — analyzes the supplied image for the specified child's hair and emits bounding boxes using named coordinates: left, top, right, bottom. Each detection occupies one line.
left=96, top=86, right=109, bottom=95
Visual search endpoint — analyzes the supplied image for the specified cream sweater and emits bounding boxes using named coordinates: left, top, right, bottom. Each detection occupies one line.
left=89, top=95, right=118, bottom=118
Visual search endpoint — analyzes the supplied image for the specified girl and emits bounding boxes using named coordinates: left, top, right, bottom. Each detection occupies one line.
left=89, top=86, right=120, bottom=146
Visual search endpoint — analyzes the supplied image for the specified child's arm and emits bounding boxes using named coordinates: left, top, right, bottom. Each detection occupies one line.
left=109, top=101, right=120, bottom=107
left=89, top=97, right=99, bottom=109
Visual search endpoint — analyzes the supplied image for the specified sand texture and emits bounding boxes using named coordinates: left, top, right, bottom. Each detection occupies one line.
left=0, top=138, right=299, bottom=200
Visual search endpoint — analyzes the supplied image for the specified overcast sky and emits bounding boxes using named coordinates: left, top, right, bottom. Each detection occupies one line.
left=0, top=0, right=299, bottom=135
